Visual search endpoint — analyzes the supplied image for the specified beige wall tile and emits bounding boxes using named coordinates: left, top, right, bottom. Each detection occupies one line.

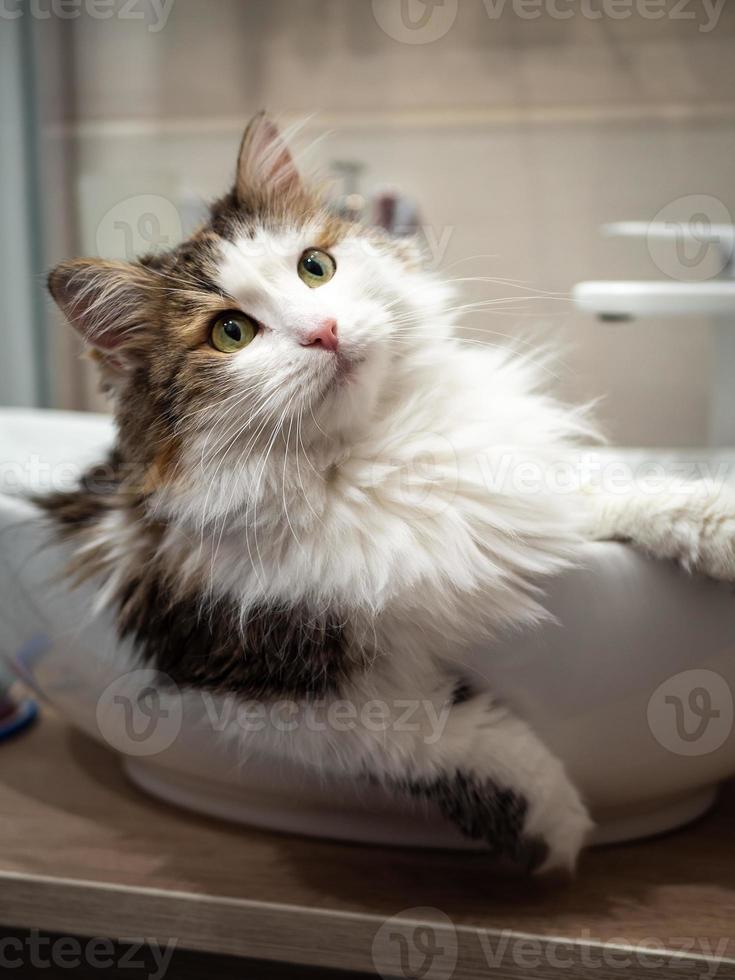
left=41, top=0, right=735, bottom=445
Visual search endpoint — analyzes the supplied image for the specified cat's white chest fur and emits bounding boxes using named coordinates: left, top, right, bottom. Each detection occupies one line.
left=157, top=345, right=592, bottom=648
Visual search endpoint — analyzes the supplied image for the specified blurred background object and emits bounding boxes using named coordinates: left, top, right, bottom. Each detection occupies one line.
left=0, top=663, right=37, bottom=743
left=3, top=0, right=735, bottom=446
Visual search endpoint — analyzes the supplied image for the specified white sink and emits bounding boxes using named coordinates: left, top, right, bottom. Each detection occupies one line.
left=574, top=221, right=735, bottom=444
left=601, top=221, right=735, bottom=247
left=2, top=409, right=735, bottom=851
left=573, top=280, right=735, bottom=319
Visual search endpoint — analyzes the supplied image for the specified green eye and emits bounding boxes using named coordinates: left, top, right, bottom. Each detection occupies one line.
left=298, top=248, right=336, bottom=288
left=210, top=313, right=258, bottom=353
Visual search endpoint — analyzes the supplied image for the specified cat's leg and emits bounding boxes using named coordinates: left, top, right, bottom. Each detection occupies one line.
left=377, top=685, right=592, bottom=874
left=248, top=666, right=591, bottom=873
left=586, top=480, right=735, bottom=581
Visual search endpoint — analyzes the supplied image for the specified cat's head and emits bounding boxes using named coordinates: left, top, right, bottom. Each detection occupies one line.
left=48, top=113, right=450, bottom=495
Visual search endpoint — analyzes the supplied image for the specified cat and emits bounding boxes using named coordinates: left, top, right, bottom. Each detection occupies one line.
left=40, top=113, right=735, bottom=873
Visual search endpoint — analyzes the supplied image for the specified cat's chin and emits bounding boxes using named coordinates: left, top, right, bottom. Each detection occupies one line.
left=311, top=351, right=368, bottom=397
left=334, top=352, right=365, bottom=385
left=307, top=352, right=379, bottom=437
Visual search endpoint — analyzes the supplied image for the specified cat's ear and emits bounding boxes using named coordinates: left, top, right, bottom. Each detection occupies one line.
left=235, top=111, right=301, bottom=201
left=47, top=258, right=154, bottom=368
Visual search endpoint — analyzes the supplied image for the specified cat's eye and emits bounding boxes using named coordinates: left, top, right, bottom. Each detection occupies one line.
left=210, top=312, right=258, bottom=353
left=298, top=248, right=336, bottom=288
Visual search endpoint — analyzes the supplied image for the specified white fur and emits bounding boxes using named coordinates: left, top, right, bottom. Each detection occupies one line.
left=589, top=480, right=735, bottom=580
left=85, top=218, right=734, bottom=871
left=129, top=225, right=599, bottom=869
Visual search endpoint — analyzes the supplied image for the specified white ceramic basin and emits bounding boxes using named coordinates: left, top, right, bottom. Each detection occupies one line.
left=601, top=221, right=735, bottom=247
left=573, top=280, right=735, bottom=319
left=2, top=409, right=735, bottom=850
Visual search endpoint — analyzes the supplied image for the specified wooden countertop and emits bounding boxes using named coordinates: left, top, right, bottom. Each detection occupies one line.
left=1, top=707, right=734, bottom=978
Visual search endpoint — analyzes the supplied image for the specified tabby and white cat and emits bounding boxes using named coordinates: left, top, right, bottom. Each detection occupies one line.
left=42, top=114, right=735, bottom=872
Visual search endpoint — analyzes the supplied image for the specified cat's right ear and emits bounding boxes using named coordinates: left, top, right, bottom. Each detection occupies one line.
left=47, top=259, right=154, bottom=368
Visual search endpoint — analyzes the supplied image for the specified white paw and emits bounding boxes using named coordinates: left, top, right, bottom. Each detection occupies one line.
left=685, top=486, right=735, bottom=580
left=588, top=483, right=735, bottom=583
left=648, top=485, right=735, bottom=581
left=522, top=758, right=593, bottom=874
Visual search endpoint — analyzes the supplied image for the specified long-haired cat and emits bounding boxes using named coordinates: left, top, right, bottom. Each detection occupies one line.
left=41, top=113, right=735, bottom=872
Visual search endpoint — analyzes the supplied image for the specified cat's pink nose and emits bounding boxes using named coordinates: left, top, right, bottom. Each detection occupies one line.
left=302, top=318, right=339, bottom=352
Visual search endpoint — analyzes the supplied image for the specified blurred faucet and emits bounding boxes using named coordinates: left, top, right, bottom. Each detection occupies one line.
left=330, top=160, right=367, bottom=223
left=372, top=187, right=421, bottom=237
left=573, top=222, right=735, bottom=321
left=573, top=221, right=735, bottom=446
left=329, top=160, right=421, bottom=236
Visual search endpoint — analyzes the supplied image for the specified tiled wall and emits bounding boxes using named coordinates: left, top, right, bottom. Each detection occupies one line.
left=40, top=0, right=735, bottom=446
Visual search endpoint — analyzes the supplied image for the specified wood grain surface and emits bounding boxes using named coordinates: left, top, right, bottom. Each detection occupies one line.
left=1, top=709, right=734, bottom=977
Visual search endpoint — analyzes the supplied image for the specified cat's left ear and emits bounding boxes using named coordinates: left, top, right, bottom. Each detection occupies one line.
left=235, top=111, right=301, bottom=201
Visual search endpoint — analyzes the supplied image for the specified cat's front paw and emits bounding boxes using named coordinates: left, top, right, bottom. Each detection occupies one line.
left=405, top=765, right=592, bottom=874
left=520, top=758, right=593, bottom=874
left=638, top=484, right=735, bottom=582
left=587, top=482, right=735, bottom=582
left=680, top=484, right=735, bottom=581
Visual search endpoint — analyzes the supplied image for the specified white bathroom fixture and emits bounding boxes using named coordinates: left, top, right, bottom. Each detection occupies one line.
left=601, top=221, right=735, bottom=257
left=2, top=409, right=735, bottom=852
left=573, top=281, right=735, bottom=320
left=573, top=222, right=735, bottom=445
